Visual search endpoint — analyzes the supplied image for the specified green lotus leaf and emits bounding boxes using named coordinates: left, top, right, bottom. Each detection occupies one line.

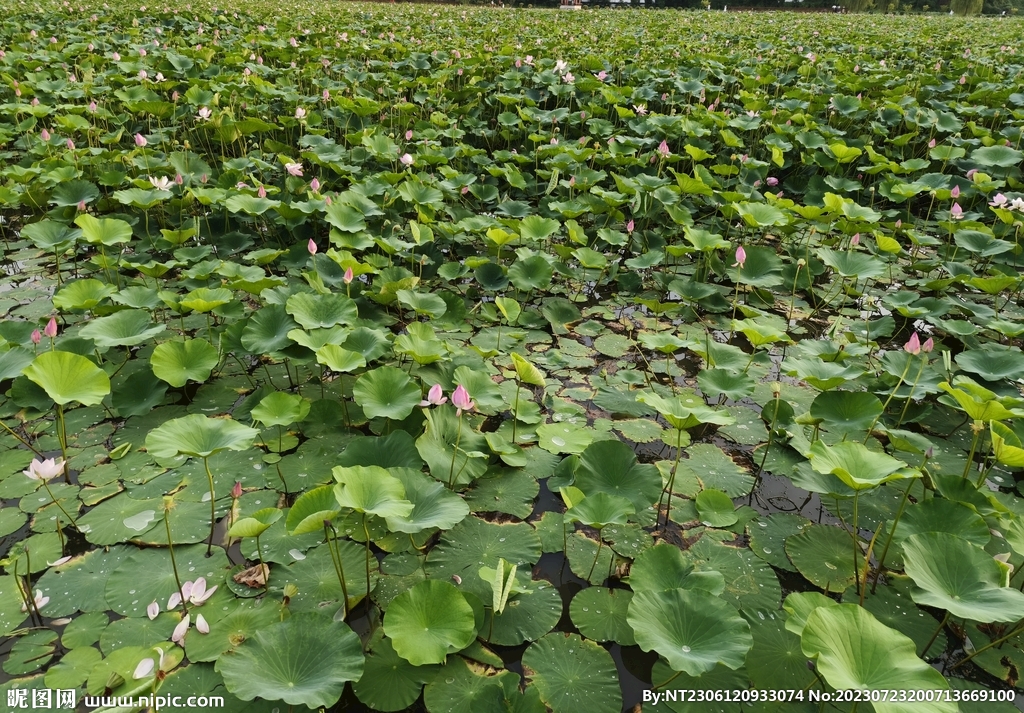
left=629, top=543, right=724, bottom=596
left=564, top=492, right=634, bottom=529
left=695, top=488, right=738, bottom=527
left=785, top=525, right=858, bottom=592
left=285, top=292, right=358, bottom=330
left=508, top=255, right=554, bottom=291
left=251, top=392, right=310, bottom=427
left=353, top=634, right=439, bottom=712
left=52, top=278, right=117, bottom=311
left=332, top=465, right=414, bottom=519
left=353, top=366, right=422, bottom=420
left=809, top=390, right=883, bottom=435
left=510, top=352, right=546, bottom=387
left=522, top=633, right=621, bottom=713
left=240, top=304, right=298, bottom=354
left=285, top=485, right=340, bottom=535
left=79, top=310, right=165, bottom=349
left=955, top=345, right=1024, bottom=382
left=150, top=338, right=219, bottom=387
left=228, top=507, right=282, bottom=539
left=145, top=413, right=258, bottom=459
left=628, top=588, right=751, bottom=676
left=396, top=289, right=448, bottom=319
left=22, top=350, right=110, bottom=406
left=216, top=612, right=364, bottom=708
left=316, top=344, right=366, bottom=373
left=569, top=587, right=635, bottom=645
left=385, top=467, right=470, bottom=534
left=970, top=145, right=1024, bottom=168
left=808, top=440, right=912, bottom=490
left=21, top=220, right=80, bottom=251
left=696, top=368, right=755, bottom=402
left=385, top=580, right=477, bottom=665
left=893, top=498, right=990, bottom=548
left=179, top=287, right=234, bottom=313
left=574, top=439, right=662, bottom=511
left=74, top=213, right=132, bottom=246
left=801, top=604, right=955, bottom=713
left=902, top=532, right=1024, bottom=623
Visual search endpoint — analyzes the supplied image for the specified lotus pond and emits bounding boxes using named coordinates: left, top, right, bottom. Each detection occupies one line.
left=1, top=3, right=1024, bottom=712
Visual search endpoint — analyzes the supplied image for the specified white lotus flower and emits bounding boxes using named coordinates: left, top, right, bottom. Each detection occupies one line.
left=23, top=457, right=64, bottom=482
left=21, top=589, right=49, bottom=613
left=149, top=176, right=172, bottom=191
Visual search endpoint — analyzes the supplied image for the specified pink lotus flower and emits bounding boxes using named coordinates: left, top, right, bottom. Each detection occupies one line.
left=452, top=385, right=474, bottom=417
left=966, top=169, right=978, bottom=180
left=400, top=153, right=414, bottom=166
left=922, top=337, right=934, bottom=353
left=851, top=233, right=860, bottom=246
left=595, top=70, right=607, bottom=81
left=134, top=133, right=147, bottom=147
left=168, top=577, right=217, bottom=610
left=950, top=203, right=963, bottom=220
left=633, top=104, right=647, bottom=116
left=733, top=246, right=746, bottom=269
left=343, top=267, right=354, bottom=284
left=626, top=219, right=635, bottom=234
left=40, top=128, right=50, bottom=141
left=44, top=317, right=58, bottom=337
left=231, top=481, right=243, bottom=499
left=928, top=139, right=936, bottom=149
left=310, top=178, right=320, bottom=192
left=420, top=384, right=447, bottom=407
left=285, top=163, right=303, bottom=177
left=657, top=140, right=670, bottom=158
left=31, top=329, right=41, bottom=344
left=950, top=185, right=960, bottom=199
left=766, top=177, right=779, bottom=187
left=904, top=332, right=921, bottom=355
left=308, top=239, right=317, bottom=255
left=563, top=72, right=575, bottom=84
left=990, top=193, right=1008, bottom=208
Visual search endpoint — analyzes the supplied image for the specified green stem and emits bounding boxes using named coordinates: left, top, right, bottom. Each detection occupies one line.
left=0, top=419, right=44, bottom=457
left=872, top=477, right=917, bottom=594
left=41, top=480, right=78, bottom=531
left=863, top=358, right=913, bottom=443
left=895, top=359, right=927, bottom=429
left=660, top=428, right=685, bottom=530
left=587, top=535, right=604, bottom=582
left=362, top=513, right=372, bottom=608
left=203, top=457, right=216, bottom=557
left=165, top=504, right=189, bottom=615
left=851, top=490, right=861, bottom=600
left=512, top=382, right=520, bottom=444
left=448, top=415, right=464, bottom=490
left=920, top=610, right=951, bottom=659
left=255, top=534, right=269, bottom=591
left=55, top=404, right=70, bottom=484
left=963, top=425, right=982, bottom=480
left=324, top=523, right=349, bottom=619
left=951, top=620, right=1024, bottom=670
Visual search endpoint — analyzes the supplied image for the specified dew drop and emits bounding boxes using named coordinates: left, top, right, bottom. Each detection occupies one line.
left=681, top=645, right=691, bottom=653
left=551, top=437, right=566, bottom=447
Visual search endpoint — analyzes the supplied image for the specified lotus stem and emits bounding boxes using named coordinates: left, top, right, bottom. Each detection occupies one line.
left=587, top=534, right=604, bottom=582
left=324, top=522, right=349, bottom=619
left=203, top=457, right=216, bottom=557
left=851, top=490, right=861, bottom=600
left=361, top=513, right=372, bottom=607
left=40, top=479, right=78, bottom=532
left=512, top=382, right=520, bottom=444
left=0, top=419, right=44, bottom=457
left=165, top=502, right=189, bottom=615
left=255, top=534, right=269, bottom=591
left=448, top=414, right=464, bottom=490
left=863, top=357, right=913, bottom=443
left=659, top=428, right=685, bottom=531
left=859, top=522, right=883, bottom=607
left=963, top=423, right=982, bottom=481
left=872, top=476, right=917, bottom=594
left=652, top=668, right=683, bottom=690
left=920, top=610, right=951, bottom=659
left=55, top=404, right=70, bottom=484
left=950, top=620, right=1024, bottom=670
left=895, top=359, right=928, bottom=429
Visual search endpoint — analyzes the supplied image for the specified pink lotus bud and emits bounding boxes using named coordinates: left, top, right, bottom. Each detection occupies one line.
left=851, top=233, right=860, bottom=246
left=134, top=133, right=147, bottom=147
left=733, top=246, right=746, bottom=268
left=766, top=177, right=779, bottom=186
left=343, top=267, right=354, bottom=284
left=77, top=200, right=86, bottom=211
left=657, top=140, right=670, bottom=158
left=895, top=219, right=902, bottom=229
left=40, top=128, right=50, bottom=141
left=44, top=317, right=58, bottom=338
left=31, top=330, right=41, bottom=344
left=66, top=139, right=75, bottom=150
left=452, top=384, right=474, bottom=416
left=400, top=153, right=414, bottom=166
left=967, top=169, right=978, bottom=179
left=928, top=138, right=936, bottom=148
left=904, top=332, right=921, bottom=355
left=257, top=185, right=267, bottom=198
left=950, top=185, right=960, bottom=199
left=419, top=383, right=447, bottom=407
left=322, top=89, right=330, bottom=101
left=626, top=219, right=634, bottom=234
left=175, top=173, right=183, bottom=185
left=922, top=337, right=934, bottom=353
left=950, top=202, right=963, bottom=219
left=405, top=130, right=413, bottom=140
left=308, top=239, right=317, bottom=255
left=231, top=481, right=242, bottom=499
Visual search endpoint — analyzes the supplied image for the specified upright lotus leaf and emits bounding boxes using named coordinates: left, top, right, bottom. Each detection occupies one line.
left=901, top=533, right=1024, bottom=622
left=74, top=213, right=133, bottom=246
left=316, top=344, right=366, bottom=373
left=627, top=588, right=752, bottom=676
left=179, top=287, right=234, bottom=313
left=216, top=612, right=364, bottom=709
left=637, top=392, right=735, bottom=430
left=522, top=633, right=621, bottom=713
left=251, top=392, right=311, bottom=428
left=800, top=605, right=955, bottom=713
left=21, top=220, right=80, bottom=251
left=695, top=489, right=738, bottom=527
left=564, top=493, right=634, bottom=529
left=286, top=485, right=340, bottom=535
left=228, top=507, right=283, bottom=539
left=385, top=468, right=470, bottom=534
left=285, top=292, right=358, bottom=330
left=353, top=366, right=422, bottom=420
left=510, top=352, right=546, bottom=387
left=332, top=465, right=414, bottom=519
left=79, top=310, right=165, bottom=349
left=145, top=414, right=259, bottom=460
left=629, top=543, right=724, bottom=595
left=809, top=390, right=883, bottom=435
left=938, top=378, right=1023, bottom=422
left=574, top=440, right=662, bottom=512
left=150, top=338, right=219, bottom=387
left=23, top=351, right=110, bottom=406
left=52, top=279, right=118, bottom=311
left=384, top=580, right=477, bottom=665
left=955, top=345, right=1024, bottom=382
left=808, top=440, right=912, bottom=490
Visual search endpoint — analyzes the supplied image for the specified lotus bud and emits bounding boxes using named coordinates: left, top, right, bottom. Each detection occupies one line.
left=310, top=177, right=320, bottom=192
left=40, top=128, right=51, bottom=141
left=950, top=185, right=960, bottom=199
left=231, top=481, right=243, bottom=499
left=308, top=239, right=317, bottom=255
left=343, top=267, right=354, bottom=284
left=134, top=133, right=147, bottom=147
left=626, top=219, right=634, bottom=234
left=733, top=246, right=746, bottom=269
left=31, top=329, right=41, bottom=344
left=904, top=332, right=921, bottom=355
left=44, top=317, right=58, bottom=338
left=922, top=337, right=934, bottom=353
